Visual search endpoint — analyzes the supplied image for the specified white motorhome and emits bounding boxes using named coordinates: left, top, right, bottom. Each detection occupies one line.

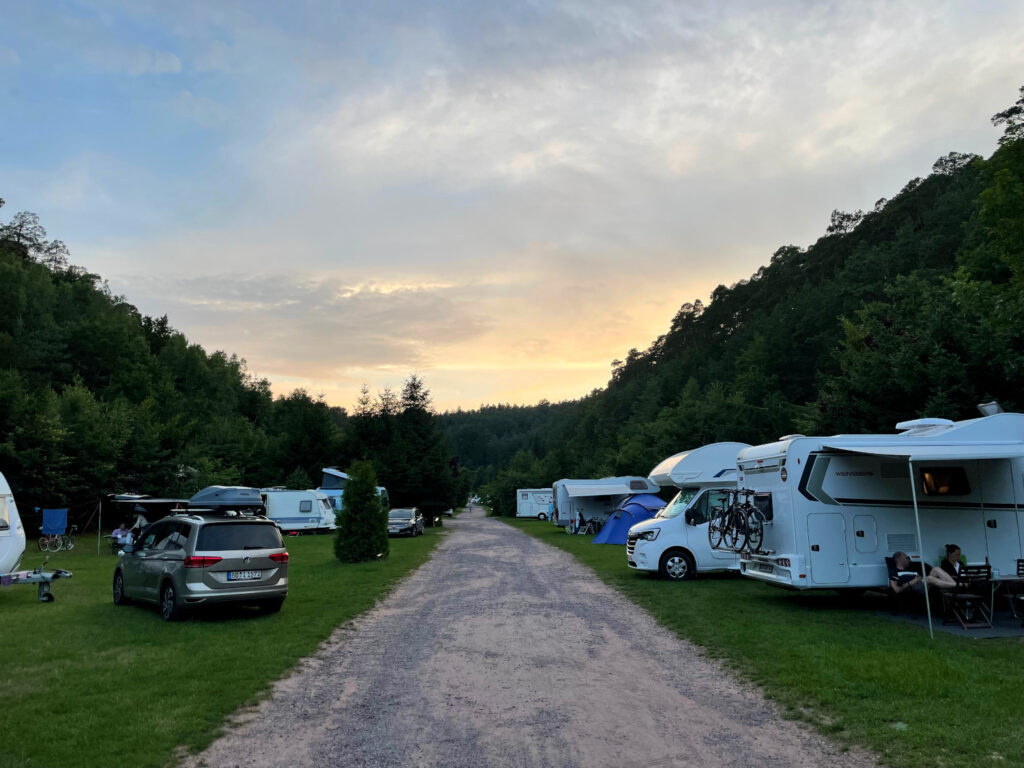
left=260, top=489, right=335, bottom=532
left=627, top=442, right=750, bottom=580
left=552, top=477, right=660, bottom=530
left=731, top=412, right=1024, bottom=591
left=0, top=471, right=26, bottom=574
left=516, top=488, right=553, bottom=519
left=317, top=467, right=389, bottom=516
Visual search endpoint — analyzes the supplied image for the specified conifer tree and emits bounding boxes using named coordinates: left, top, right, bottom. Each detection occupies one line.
left=334, top=460, right=388, bottom=563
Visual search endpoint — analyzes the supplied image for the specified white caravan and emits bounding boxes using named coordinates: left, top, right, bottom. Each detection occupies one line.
left=516, top=488, right=553, bottom=519
left=731, top=412, right=1024, bottom=591
left=552, top=477, right=660, bottom=530
left=0, top=471, right=26, bottom=574
left=626, top=442, right=750, bottom=580
left=317, top=467, right=390, bottom=516
left=260, top=489, right=335, bottom=532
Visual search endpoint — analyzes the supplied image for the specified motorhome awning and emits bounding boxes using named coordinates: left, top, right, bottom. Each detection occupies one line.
left=565, top=483, right=635, bottom=497
left=820, top=443, right=1024, bottom=462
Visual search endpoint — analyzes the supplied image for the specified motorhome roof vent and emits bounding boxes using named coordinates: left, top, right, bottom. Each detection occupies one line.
left=895, top=418, right=954, bottom=433
left=777, top=434, right=804, bottom=441
left=978, top=401, right=1004, bottom=416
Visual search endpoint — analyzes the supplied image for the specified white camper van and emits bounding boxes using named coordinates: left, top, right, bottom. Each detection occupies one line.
left=260, top=489, right=335, bottom=532
left=0, top=471, right=26, bottom=574
left=516, top=488, right=553, bottom=519
left=552, top=477, right=660, bottom=530
left=627, top=442, right=750, bottom=580
left=729, top=412, right=1024, bottom=590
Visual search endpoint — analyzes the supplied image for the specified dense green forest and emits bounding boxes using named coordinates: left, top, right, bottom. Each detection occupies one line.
left=3, top=88, right=1022, bottom=522
left=448, top=87, right=1024, bottom=515
left=0, top=208, right=464, bottom=523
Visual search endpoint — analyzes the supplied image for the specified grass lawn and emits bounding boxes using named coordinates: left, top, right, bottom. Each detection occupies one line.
left=503, top=518, right=1024, bottom=768
left=0, top=528, right=442, bottom=768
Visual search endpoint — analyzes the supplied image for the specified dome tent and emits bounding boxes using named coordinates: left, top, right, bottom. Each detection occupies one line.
left=591, top=493, right=664, bottom=545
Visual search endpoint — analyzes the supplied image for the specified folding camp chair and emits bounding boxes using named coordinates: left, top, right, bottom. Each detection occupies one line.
left=942, top=564, right=993, bottom=629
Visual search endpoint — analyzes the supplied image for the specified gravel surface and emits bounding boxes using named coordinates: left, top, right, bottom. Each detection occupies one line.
left=183, top=506, right=875, bottom=768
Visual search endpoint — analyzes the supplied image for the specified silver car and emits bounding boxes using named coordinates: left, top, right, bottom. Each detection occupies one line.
left=387, top=507, right=424, bottom=537
left=113, top=512, right=288, bottom=621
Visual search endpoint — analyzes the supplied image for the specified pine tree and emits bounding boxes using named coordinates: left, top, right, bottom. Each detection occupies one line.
left=334, top=460, right=388, bottom=563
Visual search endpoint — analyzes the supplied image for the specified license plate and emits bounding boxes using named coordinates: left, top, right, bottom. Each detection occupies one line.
left=756, top=563, right=774, bottom=574
left=227, top=570, right=262, bottom=581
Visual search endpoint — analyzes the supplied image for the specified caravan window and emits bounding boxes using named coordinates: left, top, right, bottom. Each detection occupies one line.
left=0, top=498, right=8, bottom=530
left=299, top=500, right=313, bottom=513
left=752, top=492, right=773, bottom=522
left=920, top=467, right=971, bottom=496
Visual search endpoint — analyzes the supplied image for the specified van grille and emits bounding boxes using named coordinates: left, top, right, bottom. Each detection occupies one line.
left=626, top=533, right=639, bottom=557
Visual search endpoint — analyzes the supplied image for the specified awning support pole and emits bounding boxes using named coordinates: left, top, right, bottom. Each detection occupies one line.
left=908, top=459, right=933, bottom=640
left=97, top=497, right=102, bottom=555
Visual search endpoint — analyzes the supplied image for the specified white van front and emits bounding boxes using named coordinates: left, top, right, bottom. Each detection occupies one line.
left=626, top=487, right=740, bottom=580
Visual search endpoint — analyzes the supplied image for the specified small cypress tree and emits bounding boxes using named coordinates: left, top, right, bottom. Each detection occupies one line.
left=334, top=460, right=389, bottom=563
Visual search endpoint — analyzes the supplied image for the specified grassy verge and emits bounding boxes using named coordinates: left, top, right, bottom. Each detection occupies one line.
left=0, top=529, right=442, bottom=768
left=503, top=518, right=1024, bottom=768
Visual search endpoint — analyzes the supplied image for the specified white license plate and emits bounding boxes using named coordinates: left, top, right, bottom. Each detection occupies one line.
left=757, top=563, right=773, bottom=574
left=227, top=570, right=262, bottom=581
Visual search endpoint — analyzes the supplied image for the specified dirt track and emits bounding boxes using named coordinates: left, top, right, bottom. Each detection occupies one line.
left=183, top=506, right=874, bottom=768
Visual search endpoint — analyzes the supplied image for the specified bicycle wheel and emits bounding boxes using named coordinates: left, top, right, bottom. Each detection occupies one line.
left=37, top=536, right=47, bottom=551
left=64, top=534, right=76, bottom=551
left=708, top=512, right=726, bottom=549
left=723, top=507, right=748, bottom=551
left=745, top=508, right=766, bottom=553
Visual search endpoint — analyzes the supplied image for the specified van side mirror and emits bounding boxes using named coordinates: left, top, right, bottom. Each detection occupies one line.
left=684, top=513, right=696, bottom=526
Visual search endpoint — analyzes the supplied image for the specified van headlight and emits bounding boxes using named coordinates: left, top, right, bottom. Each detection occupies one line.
left=638, top=529, right=660, bottom=541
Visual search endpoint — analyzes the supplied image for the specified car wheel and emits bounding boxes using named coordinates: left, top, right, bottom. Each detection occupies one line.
left=538, top=513, right=547, bottom=521
left=113, top=571, right=131, bottom=606
left=259, top=598, right=285, bottom=614
left=659, top=550, right=696, bottom=581
left=160, top=582, right=184, bottom=622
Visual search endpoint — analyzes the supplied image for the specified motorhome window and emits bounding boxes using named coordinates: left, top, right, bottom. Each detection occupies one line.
left=299, top=500, right=312, bottom=513
left=320, top=498, right=332, bottom=511
left=197, top=523, right=283, bottom=551
left=655, top=489, right=699, bottom=519
left=0, top=498, right=8, bottom=530
left=919, top=467, right=970, bottom=496
left=752, top=493, right=773, bottom=522
left=320, top=472, right=348, bottom=491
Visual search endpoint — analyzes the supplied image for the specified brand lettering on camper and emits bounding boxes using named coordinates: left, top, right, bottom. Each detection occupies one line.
left=834, top=471, right=874, bottom=477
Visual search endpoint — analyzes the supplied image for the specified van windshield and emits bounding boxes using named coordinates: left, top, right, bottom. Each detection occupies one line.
left=655, top=489, right=698, bottom=519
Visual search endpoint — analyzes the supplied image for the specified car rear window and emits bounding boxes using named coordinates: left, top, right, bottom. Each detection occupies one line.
left=197, top=523, right=283, bottom=551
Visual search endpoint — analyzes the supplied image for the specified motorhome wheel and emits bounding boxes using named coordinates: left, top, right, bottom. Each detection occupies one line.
left=659, top=550, right=696, bottom=581
left=538, top=513, right=547, bottom=521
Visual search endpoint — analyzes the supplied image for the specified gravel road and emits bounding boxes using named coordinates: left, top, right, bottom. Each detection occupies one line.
left=184, top=506, right=874, bottom=768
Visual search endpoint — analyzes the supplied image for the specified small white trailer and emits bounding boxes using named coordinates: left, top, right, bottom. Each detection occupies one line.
left=552, top=476, right=660, bottom=531
left=1, top=471, right=72, bottom=602
left=728, top=411, right=1024, bottom=634
left=627, top=442, right=750, bottom=580
left=260, top=489, right=335, bottom=532
left=516, top=488, right=554, bottom=519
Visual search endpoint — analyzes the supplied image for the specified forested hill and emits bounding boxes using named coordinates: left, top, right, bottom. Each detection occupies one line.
left=443, top=89, right=1024, bottom=514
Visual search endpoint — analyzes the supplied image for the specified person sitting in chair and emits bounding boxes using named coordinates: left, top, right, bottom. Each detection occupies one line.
left=112, top=522, right=133, bottom=546
left=888, top=551, right=924, bottom=594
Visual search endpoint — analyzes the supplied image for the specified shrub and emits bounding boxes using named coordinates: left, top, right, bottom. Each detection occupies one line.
left=334, top=460, right=389, bottom=563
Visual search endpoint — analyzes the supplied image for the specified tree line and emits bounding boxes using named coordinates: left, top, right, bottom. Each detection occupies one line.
left=445, top=86, right=1024, bottom=516
left=0, top=206, right=465, bottom=523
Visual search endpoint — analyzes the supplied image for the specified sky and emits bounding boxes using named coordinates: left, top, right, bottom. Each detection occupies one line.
left=2, top=1, right=1023, bottom=412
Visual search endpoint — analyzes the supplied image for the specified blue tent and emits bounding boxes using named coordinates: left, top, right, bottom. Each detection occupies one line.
left=592, top=493, right=664, bottom=545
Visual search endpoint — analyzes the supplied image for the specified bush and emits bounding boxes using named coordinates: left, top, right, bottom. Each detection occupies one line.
left=334, top=460, right=389, bottom=563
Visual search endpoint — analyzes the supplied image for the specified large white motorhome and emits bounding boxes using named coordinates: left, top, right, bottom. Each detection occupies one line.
left=627, top=442, right=750, bottom=580
left=552, top=476, right=660, bottom=530
left=260, top=489, right=335, bottom=532
left=516, top=488, right=553, bottom=519
left=0, top=471, right=26, bottom=574
left=730, top=412, right=1024, bottom=591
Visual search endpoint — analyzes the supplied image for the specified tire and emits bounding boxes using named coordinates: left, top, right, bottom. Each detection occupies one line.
left=37, top=537, right=47, bottom=552
left=745, top=509, right=765, bottom=553
left=64, top=535, right=76, bottom=552
left=160, top=582, right=184, bottom=622
left=708, top=515, right=726, bottom=549
left=40, top=592, right=55, bottom=603
left=659, top=550, right=696, bottom=581
left=538, top=513, right=547, bottom=521
left=259, top=597, right=284, bottom=614
left=113, top=571, right=131, bottom=606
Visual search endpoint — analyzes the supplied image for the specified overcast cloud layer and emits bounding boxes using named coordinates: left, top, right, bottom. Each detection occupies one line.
left=3, top=1, right=1023, bottom=410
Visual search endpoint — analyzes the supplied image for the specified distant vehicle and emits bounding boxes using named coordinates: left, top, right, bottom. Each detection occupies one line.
left=113, top=511, right=289, bottom=621
left=260, top=489, right=334, bottom=533
left=626, top=442, right=749, bottom=580
left=387, top=508, right=424, bottom=537
left=516, top=488, right=553, bottom=519
left=0, top=471, right=26, bottom=574
left=552, top=477, right=660, bottom=531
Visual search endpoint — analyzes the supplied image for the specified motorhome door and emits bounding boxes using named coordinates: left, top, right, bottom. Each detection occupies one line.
left=981, top=460, right=1021, bottom=575
left=806, top=513, right=850, bottom=584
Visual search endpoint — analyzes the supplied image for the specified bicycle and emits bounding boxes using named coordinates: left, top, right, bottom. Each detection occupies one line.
left=36, top=525, right=77, bottom=552
left=708, top=491, right=765, bottom=553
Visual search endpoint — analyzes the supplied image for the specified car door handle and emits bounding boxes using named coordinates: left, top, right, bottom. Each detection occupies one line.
left=811, top=545, right=820, bottom=551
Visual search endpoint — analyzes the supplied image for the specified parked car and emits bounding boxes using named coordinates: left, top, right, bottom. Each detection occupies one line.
left=387, top=508, right=424, bottom=537
left=112, top=512, right=288, bottom=621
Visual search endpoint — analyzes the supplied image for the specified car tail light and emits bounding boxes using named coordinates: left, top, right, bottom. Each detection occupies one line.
left=269, top=552, right=289, bottom=564
left=184, top=556, right=222, bottom=568
left=777, top=558, right=791, bottom=567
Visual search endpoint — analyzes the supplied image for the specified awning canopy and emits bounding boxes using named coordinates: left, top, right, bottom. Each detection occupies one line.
left=820, top=442, right=1024, bottom=462
left=565, top=483, right=635, bottom=498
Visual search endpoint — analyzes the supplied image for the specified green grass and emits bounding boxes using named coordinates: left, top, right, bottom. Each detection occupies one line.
left=503, top=518, right=1024, bottom=768
left=0, top=529, right=442, bottom=768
